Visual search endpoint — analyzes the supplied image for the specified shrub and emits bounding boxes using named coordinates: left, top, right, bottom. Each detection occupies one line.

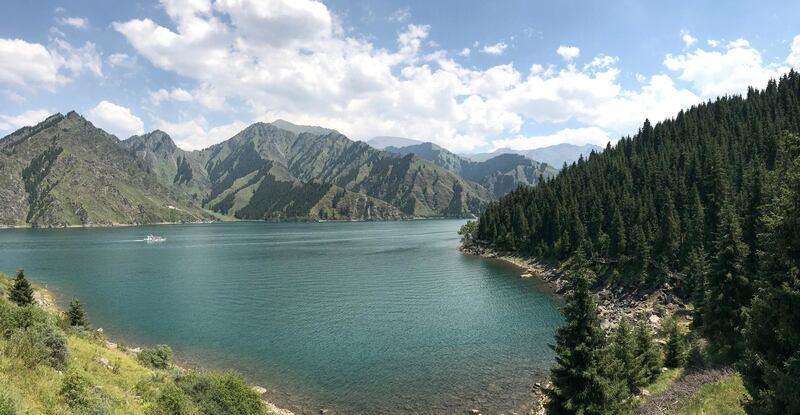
left=149, top=383, right=195, bottom=415
left=177, top=371, right=264, bottom=415
left=0, top=390, right=15, bottom=415
left=138, top=345, right=173, bottom=369
left=8, top=322, right=68, bottom=368
left=60, top=370, right=92, bottom=409
left=0, top=298, right=49, bottom=336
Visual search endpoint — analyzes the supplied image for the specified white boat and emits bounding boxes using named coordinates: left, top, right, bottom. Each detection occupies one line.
left=144, top=234, right=166, bottom=243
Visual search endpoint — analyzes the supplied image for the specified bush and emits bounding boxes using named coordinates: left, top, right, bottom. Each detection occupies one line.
left=177, top=371, right=264, bottom=415
left=0, top=390, right=15, bottom=415
left=60, top=370, right=92, bottom=409
left=0, top=299, right=49, bottom=337
left=149, top=383, right=196, bottom=415
left=686, top=336, right=710, bottom=368
left=662, top=317, right=688, bottom=368
left=138, top=345, right=173, bottom=369
left=8, top=322, right=68, bottom=368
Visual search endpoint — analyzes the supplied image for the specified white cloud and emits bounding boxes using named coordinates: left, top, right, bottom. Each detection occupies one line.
left=481, top=42, right=508, bottom=56
left=788, top=35, right=800, bottom=67
left=681, top=30, right=697, bottom=47
left=86, top=101, right=144, bottom=138
left=0, top=109, right=52, bottom=132
left=491, top=127, right=611, bottom=150
left=556, top=45, right=580, bottom=61
left=112, top=1, right=800, bottom=152
left=155, top=117, right=247, bottom=150
left=149, top=88, right=194, bottom=105
left=0, top=37, right=102, bottom=90
left=388, top=6, right=411, bottom=22
left=108, top=53, right=131, bottom=66
left=664, top=38, right=788, bottom=98
left=458, top=48, right=470, bottom=57
left=0, top=39, right=63, bottom=87
left=59, top=17, right=89, bottom=29
left=707, top=39, right=720, bottom=48
left=51, top=38, right=103, bottom=78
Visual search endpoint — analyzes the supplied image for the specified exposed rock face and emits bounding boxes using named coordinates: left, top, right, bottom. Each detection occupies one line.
left=0, top=113, right=212, bottom=227
left=3, top=114, right=493, bottom=225
left=384, top=142, right=558, bottom=198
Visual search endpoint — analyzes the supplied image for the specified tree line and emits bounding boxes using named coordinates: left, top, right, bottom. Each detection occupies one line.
left=469, top=70, right=800, bottom=414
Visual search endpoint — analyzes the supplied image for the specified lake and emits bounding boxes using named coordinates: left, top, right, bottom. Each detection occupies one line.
left=0, top=220, right=562, bottom=414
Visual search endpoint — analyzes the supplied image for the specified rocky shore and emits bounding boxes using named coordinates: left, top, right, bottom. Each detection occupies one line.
left=460, top=243, right=691, bottom=415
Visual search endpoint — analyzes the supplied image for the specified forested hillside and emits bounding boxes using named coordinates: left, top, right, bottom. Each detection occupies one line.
left=471, top=70, right=800, bottom=413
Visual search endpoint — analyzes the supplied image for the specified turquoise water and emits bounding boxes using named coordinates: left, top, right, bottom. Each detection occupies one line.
left=0, top=220, right=562, bottom=414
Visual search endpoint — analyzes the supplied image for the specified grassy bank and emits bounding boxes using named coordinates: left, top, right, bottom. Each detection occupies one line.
left=0, top=272, right=284, bottom=415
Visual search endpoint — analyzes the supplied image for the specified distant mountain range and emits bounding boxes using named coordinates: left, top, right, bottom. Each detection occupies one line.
left=461, top=143, right=603, bottom=167
left=382, top=142, right=558, bottom=199
left=0, top=114, right=491, bottom=226
left=366, top=136, right=603, bottom=170
left=0, top=114, right=603, bottom=227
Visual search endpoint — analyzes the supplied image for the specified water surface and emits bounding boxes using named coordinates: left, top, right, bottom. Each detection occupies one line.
left=0, top=220, right=562, bottom=414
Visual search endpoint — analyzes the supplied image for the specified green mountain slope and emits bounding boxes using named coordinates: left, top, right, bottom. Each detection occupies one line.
left=0, top=112, right=213, bottom=227
left=384, top=142, right=558, bottom=198
left=199, top=123, right=489, bottom=218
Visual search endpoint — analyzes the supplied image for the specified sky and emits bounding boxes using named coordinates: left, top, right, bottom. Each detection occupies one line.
left=1, top=0, right=799, bottom=152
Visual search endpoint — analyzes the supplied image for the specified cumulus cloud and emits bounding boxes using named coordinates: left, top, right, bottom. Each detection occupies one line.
left=0, top=37, right=102, bottom=89
left=556, top=45, right=580, bottom=61
left=0, top=109, right=52, bottom=132
left=149, top=88, right=193, bottom=105
left=681, top=30, right=697, bottom=47
left=664, top=38, right=788, bottom=98
left=788, top=35, right=800, bottom=67
left=458, top=48, right=470, bottom=57
left=111, top=0, right=799, bottom=152
left=481, top=42, right=508, bottom=56
left=108, top=53, right=132, bottom=66
left=155, top=117, right=247, bottom=150
left=59, top=17, right=89, bottom=29
left=86, top=101, right=144, bottom=138
left=388, top=6, right=411, bottom=22
left=707, top=39, right=720, bottom=48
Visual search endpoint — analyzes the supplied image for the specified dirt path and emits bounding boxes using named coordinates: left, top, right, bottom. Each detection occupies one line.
left=635, top=368, right=732, bottom=415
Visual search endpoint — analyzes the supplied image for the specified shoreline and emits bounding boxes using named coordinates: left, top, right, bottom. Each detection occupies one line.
left=459, top=243, right=691, bottom=414
left=20, top=276, right=296, bottom=415
left=0, top=215, right=474, bottom=230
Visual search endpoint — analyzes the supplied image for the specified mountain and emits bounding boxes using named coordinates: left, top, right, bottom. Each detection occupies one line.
left=462, top=143, right=603, bottom=167
left=383, top=141, right=558, bottom=198
left=270, top=119, right=337, bottom=136
left=197, top=123, right=489, bottom=219
left=367, top=136, right=423, bottom=149
left=0, top=112, right=213, bottom=227
left=1, top=114, right=490, bottom=225
left=122, top=130, right=211, bottom=204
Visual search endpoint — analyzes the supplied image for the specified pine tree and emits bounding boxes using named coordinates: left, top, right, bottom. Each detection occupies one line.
left=740, top=132, right=800, bottom=414
left=686, top=248, right=710, bottom=329
left=67, top=299, right=88, bottom=327
left=8, top=269, right=34, bottom=306
left=546, top=261, right=631, bottom=415
left=611, top=318, right=646, bottom=394
left=703, top=201, right=750, bottom=362
left=654, top=192, right=680, bottom=269
left=663, top=317, right=687, bottom=368
left=634, top=320, right=663, bottom=384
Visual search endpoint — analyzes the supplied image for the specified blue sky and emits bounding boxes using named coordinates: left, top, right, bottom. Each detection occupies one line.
left=1, top=0, right=799, bottom=152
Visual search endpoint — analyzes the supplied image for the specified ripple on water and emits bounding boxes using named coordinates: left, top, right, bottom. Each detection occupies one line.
left=0, top=220, right=563, bottom=414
